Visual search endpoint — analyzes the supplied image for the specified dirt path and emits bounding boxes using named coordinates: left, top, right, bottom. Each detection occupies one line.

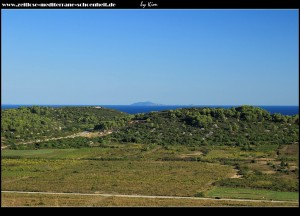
left=1, top=191, right=298, bottom=204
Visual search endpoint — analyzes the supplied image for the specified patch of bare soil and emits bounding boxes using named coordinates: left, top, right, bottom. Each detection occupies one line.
left=179, top=151, right=203, bottom=158
left=230, top=169, right=242, bottom=179
left=255, top=158, right=276, bottom=162
left=280, top=144, right=299, bottom=156
left=78, top=131, right=112, bottom=138
left=1, top=137, right=8, bottom=149
left=1, top=145, right=8, bottom=150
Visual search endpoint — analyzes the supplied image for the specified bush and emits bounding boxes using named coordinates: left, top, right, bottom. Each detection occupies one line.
left=195, top=191, right=207, bottom=197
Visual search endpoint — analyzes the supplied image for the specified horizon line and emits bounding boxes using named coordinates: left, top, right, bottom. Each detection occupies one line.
left=1, top=104, right=299, bottom=107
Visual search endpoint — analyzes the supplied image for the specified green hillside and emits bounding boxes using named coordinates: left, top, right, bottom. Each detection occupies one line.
left=1, top=106, right=298, bottom=149
left=1, top=106, right=128, bottom=145
left=107, top=106, right=299, bottom=147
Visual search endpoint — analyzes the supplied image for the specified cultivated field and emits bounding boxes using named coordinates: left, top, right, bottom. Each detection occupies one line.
left=1, top=143, right=299, bottom=207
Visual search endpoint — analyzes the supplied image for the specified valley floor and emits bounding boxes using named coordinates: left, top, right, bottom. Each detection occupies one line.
left=1, top=143, right=299, bottom=207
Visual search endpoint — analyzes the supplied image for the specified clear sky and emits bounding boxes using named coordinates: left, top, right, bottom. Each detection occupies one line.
left=2, top=10, right=299, bottom=105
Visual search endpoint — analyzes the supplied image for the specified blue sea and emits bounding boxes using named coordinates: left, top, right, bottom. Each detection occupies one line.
left=1, top=104, right=299, bottom=116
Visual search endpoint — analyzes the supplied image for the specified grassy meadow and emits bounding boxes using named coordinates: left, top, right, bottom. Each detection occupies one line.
left=1, top=143, right=299, bottom=206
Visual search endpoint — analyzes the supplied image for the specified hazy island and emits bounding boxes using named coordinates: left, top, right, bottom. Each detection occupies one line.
left=1, top=106, right=299, bottom=207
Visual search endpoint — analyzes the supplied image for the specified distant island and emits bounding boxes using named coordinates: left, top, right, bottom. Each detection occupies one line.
left=130, top=101, right=164, bottom=106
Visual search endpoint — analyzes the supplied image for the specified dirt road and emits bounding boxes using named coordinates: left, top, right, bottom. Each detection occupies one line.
left=1, top=191, right=298, bottom=204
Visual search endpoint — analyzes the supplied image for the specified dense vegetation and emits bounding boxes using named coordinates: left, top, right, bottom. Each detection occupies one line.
left=106, top=106, right=299, bottom=147
left=2, top=105, right=298, bottom=149
left=1, top=106, right=129, bottom=144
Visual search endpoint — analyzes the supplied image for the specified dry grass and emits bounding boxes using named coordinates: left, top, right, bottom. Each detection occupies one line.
left=2, top=159, right=234, bottom=197
left=2, top=193, right=298, bottom=207
left=206, top=187, right=299, bottom=201
left=280, top=144, right=299, bottom=156
left=2, top=144, right=298, bottom=207
left=179, top=151, right=203, bottom=158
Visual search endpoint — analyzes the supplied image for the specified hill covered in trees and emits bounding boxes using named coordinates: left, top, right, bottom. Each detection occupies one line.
left=1, top=106, right=129, bottom=145
left=105, top=106, right=299, bottom=148
left=1, top=106, right=299, bottom=149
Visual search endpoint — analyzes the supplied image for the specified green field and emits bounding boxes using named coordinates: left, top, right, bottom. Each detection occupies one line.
left=2, top=144, right=299, bottom=207
left=2, top=157, right=233, bottom=196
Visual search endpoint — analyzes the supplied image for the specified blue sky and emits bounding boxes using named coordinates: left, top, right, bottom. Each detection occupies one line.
left=2, top=10, right=299, bottom=105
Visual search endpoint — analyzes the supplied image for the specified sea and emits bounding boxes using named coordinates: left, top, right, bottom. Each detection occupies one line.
left=1, top=104, right=299, bottom=116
